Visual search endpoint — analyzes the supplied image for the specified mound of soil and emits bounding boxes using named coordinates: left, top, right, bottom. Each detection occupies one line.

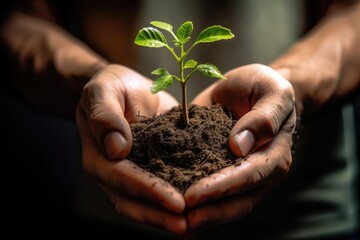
left=127, top=104, right=244, bottom=193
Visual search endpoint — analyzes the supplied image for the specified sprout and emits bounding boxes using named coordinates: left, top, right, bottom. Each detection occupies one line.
left=135, top=20, right=234, bottom=126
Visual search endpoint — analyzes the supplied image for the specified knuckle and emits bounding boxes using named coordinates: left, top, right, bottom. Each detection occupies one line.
left=82, top=85, right=110, bottom=126
left=280, top=150, right=292, bottom=171
left=280, top=84, right=296, bottom=110
left=114, top=200, right=131, bottom=219
left=115, top=203, right=128, bottom=218
left=273, top=145, right=293, bottom=174
left=258, top=107, right=280, bottom=138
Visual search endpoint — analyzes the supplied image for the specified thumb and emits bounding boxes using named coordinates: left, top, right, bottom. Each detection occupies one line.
left=228, top=68, right=295, bottom=157
left=77, top=66, right=133, bottom=160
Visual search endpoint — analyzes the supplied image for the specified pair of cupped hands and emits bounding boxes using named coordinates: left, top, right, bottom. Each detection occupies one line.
left=76, top=63, right=297, bottom=236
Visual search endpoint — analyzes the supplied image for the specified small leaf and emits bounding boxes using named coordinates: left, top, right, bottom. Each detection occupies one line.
left=177, top=21, right=193, bottom=42
left=197, top=64, right=226, bottom=79
left=151, top=68, right=170, bottom=76
left=184, top=59, right=197, bottom=69
left=195, top=25, right=234, bottom=44
left=173, top=41, right=181, bottom=47
left=150, top=75, right=173, bottom=93
left=150, top=21, right=173, bottom=32
left=135, top=27, right=167, bottom=48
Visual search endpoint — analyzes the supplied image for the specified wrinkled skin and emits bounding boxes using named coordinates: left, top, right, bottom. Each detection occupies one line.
left=76, top=63, right=296, bottom=235
left=4, top=0, right=359, bottom=237
left=76, top=64, right=188, bottom=235
left=186, top=64, right=296, bottom=230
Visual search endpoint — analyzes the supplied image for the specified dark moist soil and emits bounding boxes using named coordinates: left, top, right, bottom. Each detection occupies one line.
left=127, top=104, right=244, bottom=193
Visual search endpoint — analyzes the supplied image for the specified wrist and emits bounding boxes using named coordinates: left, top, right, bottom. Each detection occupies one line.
left=2, top=11, right=109, bottom=118
left=46, top=22, right=109, bottom=93
left=270, top=67, right=306, bottom=119
left=270, top=6, right=359, bottom=117
left=271, top=1, right=360, bottom=150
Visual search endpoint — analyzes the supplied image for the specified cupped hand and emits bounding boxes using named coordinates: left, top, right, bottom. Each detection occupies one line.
left=76, top=64, right=187, bottom=235
left=186, top=63, right=297, bottom=229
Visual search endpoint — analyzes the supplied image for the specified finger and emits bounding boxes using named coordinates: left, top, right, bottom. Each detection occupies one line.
left=105, top=159, right=186, bottom=213
left=79, top=64, right=178, bottom=160
left=104, top=189, right=187, bottom=235
left=194, top=64, right=296, bottom=158
left=185, top=127, right=293, bottom=207
left=227, top=65, right=296, bottom=157
left=78, top=65, right=133, bottom=160
left=78, top=119, right=185, bottom=213
left=186, top=185, right=268, bottom=230
left=185, top=160, right=261, bottom=208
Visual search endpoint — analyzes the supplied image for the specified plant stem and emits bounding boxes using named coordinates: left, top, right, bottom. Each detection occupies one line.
left=165, top=45, right=180, bottom=61
left=181, top=82, right=189, bottom=126
left=179, top=42, right=189, bottom=126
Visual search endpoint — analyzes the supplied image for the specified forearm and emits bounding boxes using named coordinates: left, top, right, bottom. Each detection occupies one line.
left=1, top=8, right=108, bottom=119
left=270, top=1, right=360, bottom=117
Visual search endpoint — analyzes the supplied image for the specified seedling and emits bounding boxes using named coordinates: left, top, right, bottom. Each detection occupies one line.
left=134, top=20, right=234, bottom=126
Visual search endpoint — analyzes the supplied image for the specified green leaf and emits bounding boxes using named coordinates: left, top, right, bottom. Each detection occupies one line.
left=134, top=27, right=168, bottom=48
left=176, top=21, right=193, bottom=43
left=197, top=64, right=226, bottom=79
left=184, top=59, right=197, bottom=69
left=150, top=21, right=173, bottom=32
left=151, top=68, right=170, bottom=76
left=195, top=25, right=234, bottom=44
left=150, top=75, right=173, bottom=93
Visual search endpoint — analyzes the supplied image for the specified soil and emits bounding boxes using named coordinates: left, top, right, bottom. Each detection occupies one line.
left=127, top=104, right=244, bottom=193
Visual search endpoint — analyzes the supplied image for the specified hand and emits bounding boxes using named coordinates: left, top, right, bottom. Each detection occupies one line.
left=2, top=12, right=108, bottom=118
left=76, top=64, right=187, bottom=235
left=4, top=11, right=188, bottom=235
left=186, top=63, right=296, bottom=229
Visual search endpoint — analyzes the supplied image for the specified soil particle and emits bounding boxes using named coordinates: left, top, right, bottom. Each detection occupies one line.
left=127, top=104, right=244, bottom=193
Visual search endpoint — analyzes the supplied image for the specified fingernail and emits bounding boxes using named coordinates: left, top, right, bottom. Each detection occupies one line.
left=104, top=131, right=127, bottom=159
left=235, top=130, right=254, bottom=156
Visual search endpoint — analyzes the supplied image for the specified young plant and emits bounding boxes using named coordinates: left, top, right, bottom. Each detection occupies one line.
left=134, top=20, right=234, bottom=126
